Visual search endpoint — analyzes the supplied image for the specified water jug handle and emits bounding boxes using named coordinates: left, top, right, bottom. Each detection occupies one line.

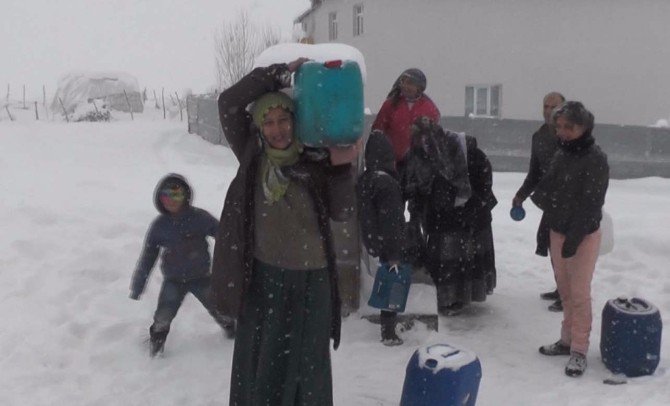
left=324, top=60, right=343, bottom=69
left=630, top=298, right=649, bottom=312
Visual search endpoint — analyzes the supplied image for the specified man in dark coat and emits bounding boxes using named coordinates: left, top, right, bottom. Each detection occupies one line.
left=513, top=91, right=565, bottom=312
left=209, top=58, right=358, bottom=406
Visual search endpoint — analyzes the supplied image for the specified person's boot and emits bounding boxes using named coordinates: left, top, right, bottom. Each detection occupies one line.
left=548, top=299, right=563, bottom=312
left=565, top=352, right=587, bottom=377
left=149, top=325, right=169, bottom=357
left=539, top=340, right=571, bottom=356
left=437, top=284, right=459, bottom=315
left=540, top=289, right=559, bottom=301
left=380, top=312, right=403, bottom=346
left=440, top=302, right=465, bottom=316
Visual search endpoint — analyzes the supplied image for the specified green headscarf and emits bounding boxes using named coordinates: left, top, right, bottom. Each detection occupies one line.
left=251, top=92, right=295, bottom=128
left=252, top=91, right=301, bottom=203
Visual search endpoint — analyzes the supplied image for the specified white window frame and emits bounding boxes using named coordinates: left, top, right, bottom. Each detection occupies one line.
left=353, top=4, right=364, bottom=36
left=465, top=84, right=502, bottom=118
left=328, top=12, right=338, bottom=41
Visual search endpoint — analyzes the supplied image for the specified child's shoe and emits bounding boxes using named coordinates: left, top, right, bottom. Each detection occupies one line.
left=150, top=337, right=166, bottom=357
left=539, top=340, right=571, bottom=356
left=381, top=328, right=403, bottom=346
left=149, top=326, right=168, bottom=358
left=565, top=352, right=587, bottom=377
left=380, top=312, right=403, bottom=346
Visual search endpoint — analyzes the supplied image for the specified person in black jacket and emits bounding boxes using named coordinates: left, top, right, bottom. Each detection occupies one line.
left=357, top=130, right=407, bottom=345
left=130, top=174, right=234, bottom=357
left=532, top=101, right=609, bottom=377
left=513, top=92, right=565, bottom=312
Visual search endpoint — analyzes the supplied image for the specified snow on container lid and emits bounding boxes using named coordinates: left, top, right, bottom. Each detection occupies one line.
left=253, top=43, right=367, bottom=83
left=417, top=344, right=478, bottom=374
left=609, top=297, right=659, bottom=315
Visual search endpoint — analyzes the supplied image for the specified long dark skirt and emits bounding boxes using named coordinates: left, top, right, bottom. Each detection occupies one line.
left=425, top=225, right=496, bottom=308
left=229, top=260, right=333, bottom=406
left=473, top=224, right=496, bottom=296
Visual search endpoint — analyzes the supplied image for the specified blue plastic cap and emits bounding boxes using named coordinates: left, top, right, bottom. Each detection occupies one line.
left=510, top=206, right=526, bottom=221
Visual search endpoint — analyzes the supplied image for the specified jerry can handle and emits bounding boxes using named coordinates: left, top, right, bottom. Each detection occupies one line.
left=324, top=60, right=343, bottom=69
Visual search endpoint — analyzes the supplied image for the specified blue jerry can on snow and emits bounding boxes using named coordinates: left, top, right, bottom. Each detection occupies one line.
left=294, top=60, right=364, bottom=147
left=368, top=263, right=411, bottom=313
left=400, top=344, right=482, bottom=406
left=600, top=297, right=662, bottom=377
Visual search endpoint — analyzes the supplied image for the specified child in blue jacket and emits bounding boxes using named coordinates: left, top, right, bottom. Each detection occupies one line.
left=130, top=174, right=234, bottom=357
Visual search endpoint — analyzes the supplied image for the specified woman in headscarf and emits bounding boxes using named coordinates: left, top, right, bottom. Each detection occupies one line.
left=372, top=68, right=440, bottom=173
left=532, top=101, right=609, bottom=377
left=402, top=117, right=480, bottom=315
left=209, top=57, right=359, bottom=405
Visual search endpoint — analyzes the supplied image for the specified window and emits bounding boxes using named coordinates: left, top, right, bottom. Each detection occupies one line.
left=328, top=12, right=338, bottom=41
left=353, top=4, right=364, bottom=36
left=465, top=85, right=502, bottom=117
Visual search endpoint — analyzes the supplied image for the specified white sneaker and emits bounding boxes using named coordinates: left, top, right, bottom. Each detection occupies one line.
left=565, top=352, right=587, bottom=377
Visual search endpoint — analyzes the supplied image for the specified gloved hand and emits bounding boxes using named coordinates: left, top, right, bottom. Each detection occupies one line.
left=512, top=194, right=525, bottom=207
left=129, top=291, right=141, bottom=300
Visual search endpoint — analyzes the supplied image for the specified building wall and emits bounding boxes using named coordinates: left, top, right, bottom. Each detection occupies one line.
left=187, top=97, right=670, bottom=179
left=300, top=0, right=670, bottom=126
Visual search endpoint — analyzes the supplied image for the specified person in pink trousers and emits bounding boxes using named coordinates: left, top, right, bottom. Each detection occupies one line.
left=530, top=101, right=609, bottom=377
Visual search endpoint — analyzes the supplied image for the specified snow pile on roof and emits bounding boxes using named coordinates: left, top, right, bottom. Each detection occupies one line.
left=51, top=71, right=143, bottom=114
left=254, top=43, right=367, bottom=82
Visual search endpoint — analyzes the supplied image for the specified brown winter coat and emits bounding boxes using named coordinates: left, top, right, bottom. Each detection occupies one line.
left=209, top=64, right=355, bottom=349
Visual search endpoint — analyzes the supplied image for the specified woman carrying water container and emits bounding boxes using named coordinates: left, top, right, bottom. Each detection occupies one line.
left=531, top=101, right=609, bottom=377
left=209, top=58, right=359, bottom=405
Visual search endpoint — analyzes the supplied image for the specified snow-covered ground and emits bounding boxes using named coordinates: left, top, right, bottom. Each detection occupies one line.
left=1, top=111, right=668, bottom=405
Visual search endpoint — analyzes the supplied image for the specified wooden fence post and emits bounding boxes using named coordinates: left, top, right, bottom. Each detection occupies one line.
left=153, top=89, right=159, bottom=109
left=123, top=89, right=134, bottom=120
left=175, top=92, right=183, bottom=121
left=58, top=97, right=69, bottom=122
left=42, top=85, right=48, bottom=119
left=5, top=105, right=14, bottom=121
left=161, top=88, right=166, bottom=119
left=34, top=101, right=39, bottom=120
left=185, top=96, right=190, bottom=132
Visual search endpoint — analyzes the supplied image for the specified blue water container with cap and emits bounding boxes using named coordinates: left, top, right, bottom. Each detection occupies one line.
left=294, top=60, right=364, bottom=147
left=600, top=297, right=662, bottom=377
left=400, top=344, right=482, bottom=406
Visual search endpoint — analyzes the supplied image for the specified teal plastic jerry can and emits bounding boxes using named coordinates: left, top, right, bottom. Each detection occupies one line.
left=294, top=60, right=364, bottom=147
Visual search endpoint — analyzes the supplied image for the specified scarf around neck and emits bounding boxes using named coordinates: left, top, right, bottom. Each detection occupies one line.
left=260, top=141, right=302, bottom=204
left=560, top=131, right=595, bottom=155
